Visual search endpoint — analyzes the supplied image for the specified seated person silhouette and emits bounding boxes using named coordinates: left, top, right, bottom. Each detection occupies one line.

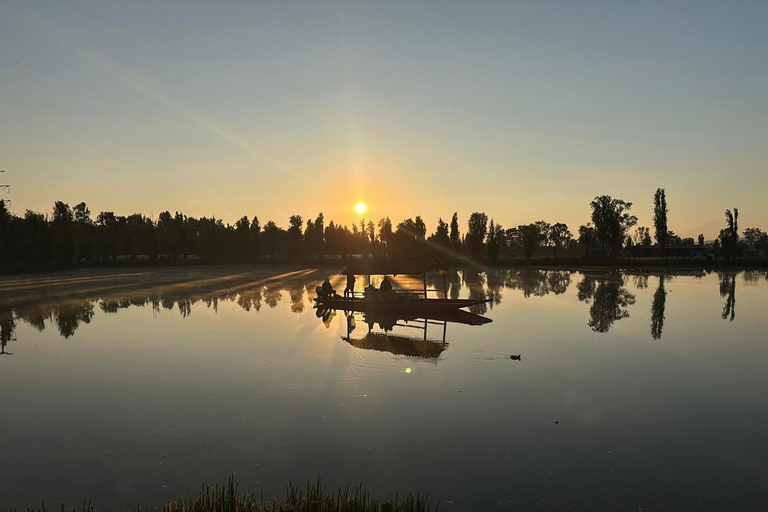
left=319, top=278, right=335, bottom=299
left=379, top=276, right=397, bottom=301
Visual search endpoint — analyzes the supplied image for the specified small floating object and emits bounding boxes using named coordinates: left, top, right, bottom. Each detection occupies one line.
left=510, top=354, right=522, bottom=360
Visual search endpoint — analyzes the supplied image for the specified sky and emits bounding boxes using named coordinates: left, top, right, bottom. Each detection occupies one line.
left=1, top=1, right=767, bottom=239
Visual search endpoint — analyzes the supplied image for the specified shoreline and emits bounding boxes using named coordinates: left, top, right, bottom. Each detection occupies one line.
left=2, top=258, right=766, bottom=277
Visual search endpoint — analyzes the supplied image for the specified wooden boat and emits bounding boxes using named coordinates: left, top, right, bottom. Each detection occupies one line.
left=316, top=258, right=491, bottom=313
left=313, top=295, right=488, bottom=313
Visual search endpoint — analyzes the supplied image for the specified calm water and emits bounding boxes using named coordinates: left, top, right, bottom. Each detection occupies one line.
left=1, top=267, right=767, bottom=511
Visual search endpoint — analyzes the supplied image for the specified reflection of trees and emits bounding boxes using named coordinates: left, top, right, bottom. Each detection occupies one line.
left=482, top=269, right=574, bottom=298
left=485, top=271, right=503, bottom=308
left=742, top=271, right=767, bottom=283
left=632, top=275, right=649, bottom=289
left=1, top=307, right=16, bottom=355
left=236, top=288, right=263, bottom=312
left=1, top=270, right=320, bottom=346
left=447, top=271, right=461, bottom=300
left=263, top=284, right=282, bottom=308
left=55, top=301, right=95, bottom=339
left=577, top=276, right=597, bottom=302
left=578, top=275, right=636, bottom=333
left=719, top=273, right=736, bottom=321
left=650, top=276, right=667, bottom=340
left=289, top=286, right=305, bottom=313
left=462, top=271, right=488, bottom=315
left=546, top=271, right=572, bottom=295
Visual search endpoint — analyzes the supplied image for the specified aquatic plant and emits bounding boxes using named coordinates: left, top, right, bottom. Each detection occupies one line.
left=15, top=476, right=439, bottom=512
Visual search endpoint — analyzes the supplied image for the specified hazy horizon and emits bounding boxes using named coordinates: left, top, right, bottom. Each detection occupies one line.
left=2, top=1, right=767, bottom=238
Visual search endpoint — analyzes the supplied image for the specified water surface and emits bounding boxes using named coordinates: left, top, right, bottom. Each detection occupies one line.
left=1, top=267, right=767, bottom=511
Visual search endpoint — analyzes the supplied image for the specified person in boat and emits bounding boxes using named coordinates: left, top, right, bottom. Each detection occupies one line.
left=344, top=273, right=356, bottom=297
left=319, top=278, right=335, bottom=299
left=379, top=276, right=397, bottom=302
left=363, top=283, right=377, bottom=301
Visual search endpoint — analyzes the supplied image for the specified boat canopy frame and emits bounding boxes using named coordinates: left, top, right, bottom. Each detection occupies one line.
left=340, top=258, right=450, bottom=298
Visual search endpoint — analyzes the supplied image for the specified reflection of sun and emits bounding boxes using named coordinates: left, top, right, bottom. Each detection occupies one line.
left=355, top=202, right=367, bottom=214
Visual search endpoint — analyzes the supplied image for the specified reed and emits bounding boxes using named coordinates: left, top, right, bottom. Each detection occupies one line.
left=14, top=476, right=439, bottom=512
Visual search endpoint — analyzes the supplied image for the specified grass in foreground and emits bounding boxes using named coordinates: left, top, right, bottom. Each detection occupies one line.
left=16, top=476, right=439, bottom=512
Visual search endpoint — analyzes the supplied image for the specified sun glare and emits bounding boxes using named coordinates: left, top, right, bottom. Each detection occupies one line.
left=355, top=202, right=367, bottom=214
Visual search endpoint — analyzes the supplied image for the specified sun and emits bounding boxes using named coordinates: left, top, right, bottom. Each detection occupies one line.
left=355, top=202, right=367, bottom=215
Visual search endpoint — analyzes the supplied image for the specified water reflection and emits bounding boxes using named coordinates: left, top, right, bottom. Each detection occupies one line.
left=0, top=268, right=766, bottom=351
left=0, top=268, right=321, bottom=346
left=650, top=276, right=667, bottom=340
left=719, top=272, right=737, bottom=321
left=2, top=267, right=768, bottom=511
left=337, top=309, right=491, bottom=362
left=0, top=307, right=15, bottom=355
left=577, top=273, right=636, bottom=333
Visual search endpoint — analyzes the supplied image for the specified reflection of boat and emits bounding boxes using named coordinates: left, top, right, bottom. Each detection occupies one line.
left=361, top=308, right=492, bottom=327
left=314, top=296, right=488, bottom=313
left=344, top=332, right=447, bottom=358
left=336, top=308, right=491, bottom=361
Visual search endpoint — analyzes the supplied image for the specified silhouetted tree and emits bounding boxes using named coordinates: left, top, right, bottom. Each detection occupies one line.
left=392, top=217, right=427, bottom=257
left=236, top=216, right=251, bottom=262
left=719, top=208, right=739, bottom=260
left=634, top=226, right=652, bottom=247
left=653, top=188, right=668, bottom=256
left=377, top=217, right=393, bottom=255
left=0, top=200, right=12, bottom=267
left=590, top=195, right=637, bottom=256
left=250, top=217, right=261, bottom=260
left=263, top=220, right=282, bottom=258
left=667, top=230, right=683, bottom=247
left=365, top=220, right=374, bottom=251
left=286, top=215, right=303, bottom=260
left=449, top=212, right=461, bottom=251
left=548, top=222, right=572, bottom=257
left=743, top=227, right=767, bottom=252
left=698, top=233, right=705, bottom=247
left=466, top=212, right=488, bottom=260
left=52, top=201, right=76, bottom=267
left=429, top=218, right=451, bottom=248
left=487, top=219, right=499, bottom=262
left=516, top=223, right=546, bottom=260
left=578, top=223, right=597, bottom=256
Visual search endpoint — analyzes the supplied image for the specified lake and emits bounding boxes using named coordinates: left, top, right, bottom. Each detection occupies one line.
left=1, top=266, right=767, bottom=511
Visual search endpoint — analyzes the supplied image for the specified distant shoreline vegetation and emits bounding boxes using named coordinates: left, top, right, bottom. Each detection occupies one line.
left=1, top=190, right=766, bottom=274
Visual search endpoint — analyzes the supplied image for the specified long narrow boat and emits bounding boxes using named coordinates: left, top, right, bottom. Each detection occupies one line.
left=316, top=258, right=490, bottom=313
left=313, top=295, right=487, bottom=313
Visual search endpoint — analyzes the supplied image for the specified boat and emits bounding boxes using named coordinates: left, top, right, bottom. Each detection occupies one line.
left=315, top=258, right=490, bottom=313
left=314, top=295, right=487, bottom=313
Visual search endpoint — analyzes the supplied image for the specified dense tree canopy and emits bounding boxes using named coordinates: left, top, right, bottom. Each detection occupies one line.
left=1, top=190, right=764, bottom=273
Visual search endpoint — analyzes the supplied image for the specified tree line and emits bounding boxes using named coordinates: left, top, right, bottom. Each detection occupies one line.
left=1, top=188, right=766, bottom=272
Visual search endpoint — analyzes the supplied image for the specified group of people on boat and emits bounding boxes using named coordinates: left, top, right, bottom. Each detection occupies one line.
left=316, top=274, right=396, bottom=302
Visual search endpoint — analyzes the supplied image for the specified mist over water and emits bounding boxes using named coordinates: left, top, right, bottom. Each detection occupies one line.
left=1, top=267, right=767, bottom=511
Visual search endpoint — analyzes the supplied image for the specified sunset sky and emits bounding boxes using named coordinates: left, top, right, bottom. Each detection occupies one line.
left=1, top=1, right=766, bottom=238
